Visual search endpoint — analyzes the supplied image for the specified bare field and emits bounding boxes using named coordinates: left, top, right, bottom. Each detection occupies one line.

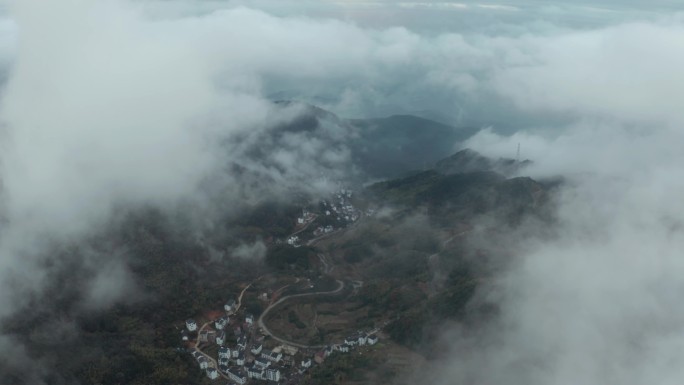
left=264, top=298, right=377, bottom=346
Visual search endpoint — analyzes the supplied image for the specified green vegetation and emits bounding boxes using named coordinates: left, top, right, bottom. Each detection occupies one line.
left=0, top=209, right=260, bottom=385
left=304, top=351, right=378, bottom=385
left=288, top=310, right=307, bottom=329
left=265, top=244, right=314, bottom=270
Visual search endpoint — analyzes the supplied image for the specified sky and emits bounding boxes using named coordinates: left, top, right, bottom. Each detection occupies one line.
left=2, top=0, right=684, bottom=383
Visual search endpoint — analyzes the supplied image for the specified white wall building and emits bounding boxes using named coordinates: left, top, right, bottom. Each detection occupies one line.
left=185, top=319, right=197, bottom=331
left=368, top=335, right=379, bottom=345
left=251, top=344, right=263, bottom=355
left=206, top=367, right=219, bottom=380
left=224, top=299, right=237, bottom=313
left=248, top=367, right=264, bottom=379
left=237, top=336, right=247, bottom=349
left=218, top=346, right=231, bottom=359
left=215, top=330, right=226, bottom=346
left=254, top=358, right=270, bottom=369
left=260, top=350, right=282, bottom=362
left=215, top=316, right=228, bottom=330
left=227, top=369, right=247, bottom=384
left=264, top=368, right=281, bottom=382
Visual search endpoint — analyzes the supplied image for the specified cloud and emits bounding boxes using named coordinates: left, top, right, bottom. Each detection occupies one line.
left=491, top=21, right=684, bottom=126
left=1, top=0, right=684, bottom=383
left=428, top=15, right=684, bottom=385
left=232, top=240, right=268, bottom=260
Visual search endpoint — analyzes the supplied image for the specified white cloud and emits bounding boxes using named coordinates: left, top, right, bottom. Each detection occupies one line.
left=1, top=1, right=684, bottom=383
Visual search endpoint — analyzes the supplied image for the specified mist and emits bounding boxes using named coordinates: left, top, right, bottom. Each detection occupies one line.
left=0, top=0, right=683, bottom=384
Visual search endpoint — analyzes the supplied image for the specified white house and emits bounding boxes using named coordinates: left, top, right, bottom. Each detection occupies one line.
left=198, top=356, right=209, bottom=369
left=218, top=346, right=231, bottom=359
left=181, top=330, right=189, bottom=341
left=251, top=344, right=263, bottom=355
left=232, top=348, right=240, bottom=358
left=264, top=368, right=281, bottom=382
left=215, top=316, right=228, bottom=330
left=206, top=367, right=219, bottom=380
left=218, top=357, right=229, bottom=367
left=247, top=366, right=264, bottom=380
left=185, top=319, right=197, bottom=332
left=254, top=357, right=270, bottom=369
left=338, top=344, right=350, bottom=353
left=358, top=334, right=368, bottom=346
left=301, top=358, right=312, bottom=368
left=237, top=336, right=247, bottom=349
left=260, top=349, right=282, bottom=362
left=226, top=369, right=247, bottom=385
left=199, top=330, right=216, bottom=343
left=287, top=235, right=300, bottom=247
left=236, top=351, right=245, bottom=366
left=297, top=217, right=304, bottom=224
left=368, top=335, right=379, bottom=345
left=224, top=299, right=237, bottom=313
left=344, top=336, right=358, bottom=346
left=215, top=330, right=226, bottom=346
left=245, top=313, right=254, bottom=325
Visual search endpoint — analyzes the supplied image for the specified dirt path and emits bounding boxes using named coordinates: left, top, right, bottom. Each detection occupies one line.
left=290, top=215, right=318, bottom=237
left=194, top=320, right=229, bottom=380
left=235, top=282, right=252, bottom=312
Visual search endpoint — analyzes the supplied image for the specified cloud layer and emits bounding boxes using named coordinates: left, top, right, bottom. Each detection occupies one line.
left=1, top=1, right=684, bottom=384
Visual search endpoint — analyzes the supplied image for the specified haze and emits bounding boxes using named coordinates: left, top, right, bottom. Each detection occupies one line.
left=1, top=0, right=684, bottom=384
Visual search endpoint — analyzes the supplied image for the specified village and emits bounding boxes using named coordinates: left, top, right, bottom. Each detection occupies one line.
left=285, top=188, right=375, bottom=248
left=182, top=293, right=380, bottom=384
left=182, top=188, right=381, bottom=384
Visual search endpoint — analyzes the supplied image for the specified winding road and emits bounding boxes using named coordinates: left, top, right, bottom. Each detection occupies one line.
left=257, top=279, right=345, bottom=349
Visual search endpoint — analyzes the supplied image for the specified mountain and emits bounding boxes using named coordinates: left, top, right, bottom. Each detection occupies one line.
left=434, top=148, right=531, bottom=176
left=272, top=101, right=480, bottom=181
left=347, top=115, right=478, bottom=179
left=367, top=149, right=546, bottom=224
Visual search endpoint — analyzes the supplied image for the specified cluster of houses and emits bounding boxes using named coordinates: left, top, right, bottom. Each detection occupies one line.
left=183, top=294, right=381, bottom=384
left=312, top=225, right=334, bottom=237
left=322, top=189, right=360, bottom=223
left=286, top=235, right=301, bottom=247
left=313, top=332, right=379, bottom=364
left=296, top=209, right=315, bottom=225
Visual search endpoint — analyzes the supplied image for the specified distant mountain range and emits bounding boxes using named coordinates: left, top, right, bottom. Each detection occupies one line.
left=367, top=149, right=544, bottom=224
left=272, top=101, right=480, bottom=181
